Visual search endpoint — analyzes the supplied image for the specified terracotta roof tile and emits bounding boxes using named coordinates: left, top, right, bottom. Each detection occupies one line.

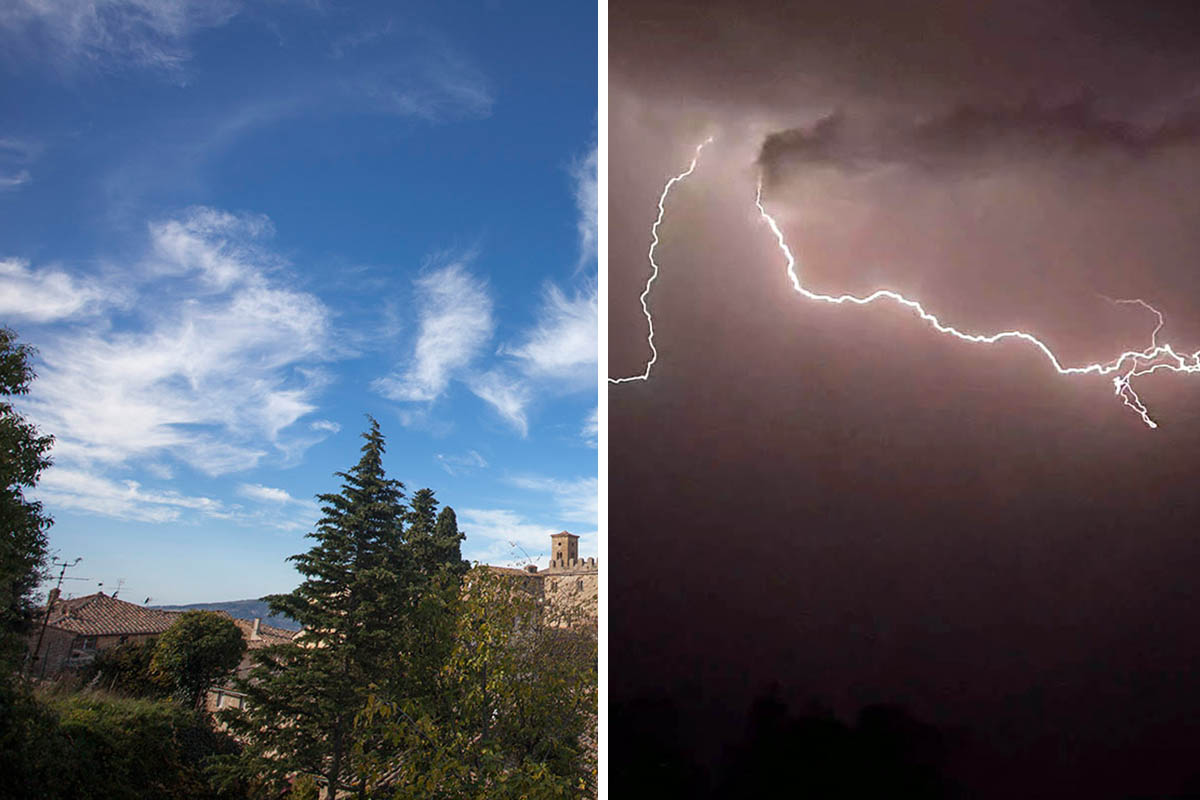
left=43, top=593, right=180, bottom=636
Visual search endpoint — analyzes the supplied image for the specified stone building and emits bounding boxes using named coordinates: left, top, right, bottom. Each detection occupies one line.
left=206, top=616, right=298, bottom=713
left=26, top=590, right=180, bottom=677
left=488, top=531, right=597, bottom=621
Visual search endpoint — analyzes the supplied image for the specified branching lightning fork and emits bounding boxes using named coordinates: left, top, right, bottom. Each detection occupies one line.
left=755, top=178, right=1200, bottom=428
left=611, top=138, right=1200, bottom=429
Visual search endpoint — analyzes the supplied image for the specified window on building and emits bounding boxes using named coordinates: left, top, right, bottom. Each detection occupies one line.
left=81, top=636, right=98, bottom=650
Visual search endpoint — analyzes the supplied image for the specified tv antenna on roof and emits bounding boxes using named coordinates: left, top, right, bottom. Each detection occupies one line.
left=27, top=557, right=81, bottom=677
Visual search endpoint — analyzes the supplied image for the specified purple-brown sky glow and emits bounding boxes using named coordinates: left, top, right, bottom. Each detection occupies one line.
left=611, top=2, right=1200, bottom=796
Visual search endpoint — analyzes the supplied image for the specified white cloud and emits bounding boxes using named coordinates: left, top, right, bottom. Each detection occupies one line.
left=310, top=419, right=341, bottom=434
left=374, top=261, right=493, bottom=403
left=467, top=369, right=531, bottom=436
left=0, top=0, right=241, bottom=72
left=356, top=39, right=494, bottom=122
left=148, top=206, right=276, bottom=289
left=0, top=138, right=37, bottom=190
left=0, top=259, right=118, bottom=322
left=22, top=206, right=332, bottom=477
left=507, top=475, right=598, bottom=525
left=571, top=145, right=597, bottom=269
left=458, top=507, right=559, bottom=560
left=0, top=170, right=30, bottom=190
left=458, top=507, right=597, bottom=567
left=236, top=483, right=294, bottom=504
left=435, top=449, right=488, bottom=476
left=34, top=467, right=320, bottom=531
left=37, top=467, right=222, bottom=524
left=582, top=407, right=598, bottom=448
left=502, top=282, right=598, bottom=384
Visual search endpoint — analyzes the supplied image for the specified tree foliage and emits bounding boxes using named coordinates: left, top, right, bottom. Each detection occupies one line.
left=3, top=687, right=248, bottom=800
left=220, top=418, right=465, bottom=798
left=360, top=566, right=597, bottom=799
left=150, top=611, right=246, bottom=709
left=0, top=326, right=54, bottom=668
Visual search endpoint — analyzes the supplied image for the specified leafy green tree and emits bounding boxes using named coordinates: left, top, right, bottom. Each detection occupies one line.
left=220, top=418, right=419, bottom=798
left=150, top=612, right=246, bottom=709
left=0, top=327, right=54, bottom=669
left=361, top=565, right=597, bottom=799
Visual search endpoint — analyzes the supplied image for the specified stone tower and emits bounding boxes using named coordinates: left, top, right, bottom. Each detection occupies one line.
left=550, top=531, right=579, bottom=565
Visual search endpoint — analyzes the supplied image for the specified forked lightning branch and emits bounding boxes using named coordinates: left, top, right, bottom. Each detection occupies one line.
left=610, top=139, right=1200, bottom=429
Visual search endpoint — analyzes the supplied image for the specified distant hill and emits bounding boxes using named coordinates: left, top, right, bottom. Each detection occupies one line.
left=153, top=599, right=301, bottom=631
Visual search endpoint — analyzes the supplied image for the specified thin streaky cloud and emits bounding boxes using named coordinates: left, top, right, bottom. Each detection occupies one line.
left=374, top=261, right=494, bottom=404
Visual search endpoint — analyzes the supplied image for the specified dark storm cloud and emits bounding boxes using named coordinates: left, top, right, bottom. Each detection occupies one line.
left=612, top=0, right=1200, bottom=117
left=758, top=100, right=1200, bottom=186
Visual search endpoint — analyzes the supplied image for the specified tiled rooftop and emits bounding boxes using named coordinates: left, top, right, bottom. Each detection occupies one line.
left=43, top=593, right=181, bottom=636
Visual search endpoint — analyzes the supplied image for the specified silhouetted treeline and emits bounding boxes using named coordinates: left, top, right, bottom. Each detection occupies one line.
left=612, top=686, right=964, bottom=799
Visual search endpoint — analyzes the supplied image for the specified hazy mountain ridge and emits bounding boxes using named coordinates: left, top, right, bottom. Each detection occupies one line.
left=153, top=599, right=301, bottom=631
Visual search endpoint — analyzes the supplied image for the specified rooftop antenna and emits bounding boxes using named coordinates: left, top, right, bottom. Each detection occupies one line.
left=112, top=578, right=125, bottom=599
left=506, top=540, right=538, bottom=568
left=27, top=557, right=81, bottom=677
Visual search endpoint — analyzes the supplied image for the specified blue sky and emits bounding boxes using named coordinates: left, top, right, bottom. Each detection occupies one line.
left=0, top=1, right=597, bottom=604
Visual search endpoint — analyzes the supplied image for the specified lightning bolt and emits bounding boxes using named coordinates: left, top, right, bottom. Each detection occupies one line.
left=756, top=179, right=1200, bottom=429
left=609, top=137, right=713, bottom=384
left=611, top=138, right=1200, bottom=428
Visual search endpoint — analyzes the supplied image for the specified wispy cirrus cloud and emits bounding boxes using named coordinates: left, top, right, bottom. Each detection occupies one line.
left=21, top=206, right=335, bottom=481
left=0, top=138, right=39, bottom=191
left=458, top=506, right=597, bottom=567
left=467, top=369, right=532, bottom=436
left=571, top=144, right=598, bottom=269
left=0, top=259, right=120, bottom=322
left=374, top=260, right=494, bottom=403
left=34, top=468, right=321, bottom=532
left=435, top=449, right=488, bottom=476
left=38, top=467, right=223, bottom=524
left=507, top=474, right=598, bottom=525
left=457, top=507, right=560, bottom=563
left=581, top=407, right=598, bottom=448
left=502, top=281, right=598, bottom=385
left=0, top=0, right=241, bottom=73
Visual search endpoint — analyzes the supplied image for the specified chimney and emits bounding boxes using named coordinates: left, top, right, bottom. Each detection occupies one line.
left=251, top=618, right=261, bottom=640
left=47, top=588, right=61, bottom=607
left=524, top=564, right=538, bottom=573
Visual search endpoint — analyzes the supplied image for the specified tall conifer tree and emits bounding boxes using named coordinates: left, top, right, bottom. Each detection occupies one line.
left=222, top=418, right=413, bottom=797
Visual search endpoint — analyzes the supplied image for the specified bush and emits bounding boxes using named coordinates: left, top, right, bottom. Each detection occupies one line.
left=4, top=685, right=248, bottom=800
left=81, top=638, right=168, bottom=698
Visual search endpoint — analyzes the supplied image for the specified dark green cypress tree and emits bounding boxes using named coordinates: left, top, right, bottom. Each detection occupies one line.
left=221, top=418, right=412, bottom=798
left=406, top=487, right=439, bottom=578
left=433, top=506, right=468, bottom=580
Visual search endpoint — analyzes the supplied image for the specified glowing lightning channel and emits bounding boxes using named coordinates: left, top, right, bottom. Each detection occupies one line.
left=609, top=137, right=714, bottom=384
left=755, top=178, right=1200, bottom=429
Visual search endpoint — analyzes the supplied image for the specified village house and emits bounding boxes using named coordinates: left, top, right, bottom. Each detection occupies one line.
left=25, top=590, right=296, bottom=701
left=205, top=615, right=296, bottom=713
left=26, top=590, right=180, bottom=678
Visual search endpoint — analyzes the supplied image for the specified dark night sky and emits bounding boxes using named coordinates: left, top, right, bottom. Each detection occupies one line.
left=610, top=2, right=1200, bottom=796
